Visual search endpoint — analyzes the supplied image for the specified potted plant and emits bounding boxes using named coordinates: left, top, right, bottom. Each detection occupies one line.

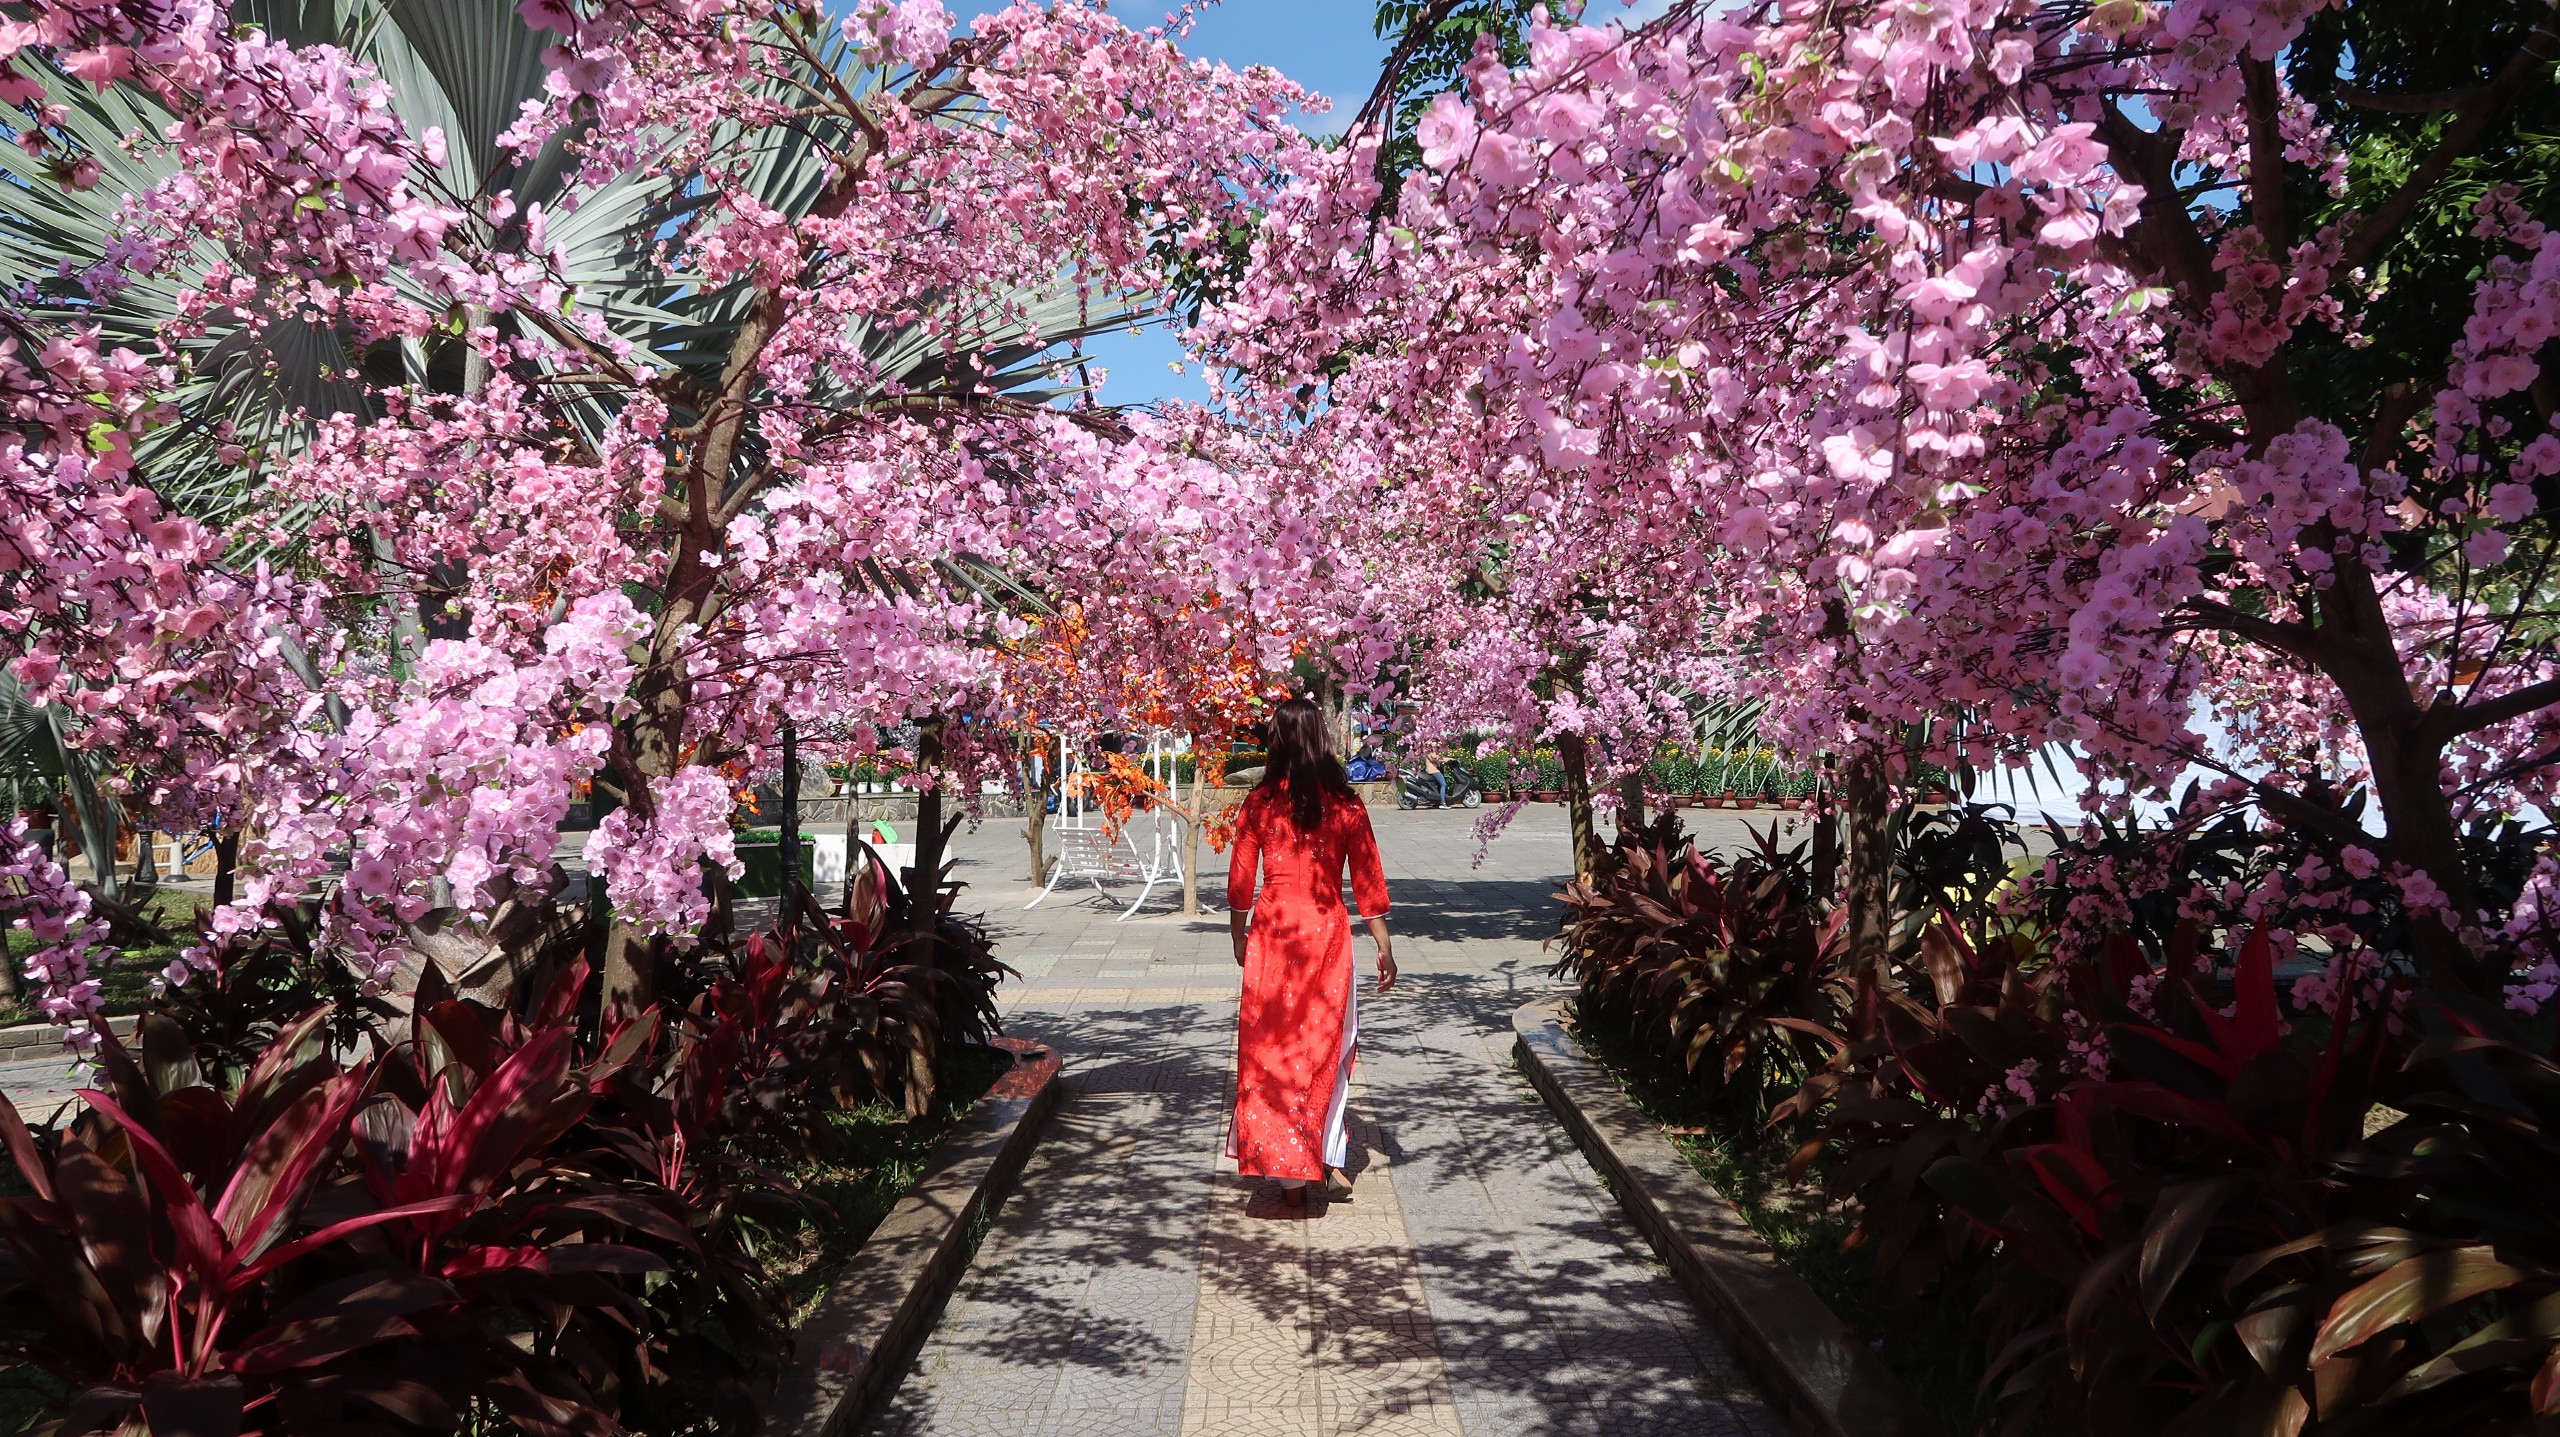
left=1648, top=748, right=1693, bottom=807
left=1531, top=747, right=1564, bottom=802
left=1475, top=751, right=1513, bottom=802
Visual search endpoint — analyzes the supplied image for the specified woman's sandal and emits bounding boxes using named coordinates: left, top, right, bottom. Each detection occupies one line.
left=1279, top=1183, right=1307, bottom=1209
left=1323, top=1168, right=1354, bottom=1201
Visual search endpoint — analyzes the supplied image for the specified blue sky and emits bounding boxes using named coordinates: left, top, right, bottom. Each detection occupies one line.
left=952, top=0, right=1672, bottom=405
left=956, top=0, right=1396, bottom=406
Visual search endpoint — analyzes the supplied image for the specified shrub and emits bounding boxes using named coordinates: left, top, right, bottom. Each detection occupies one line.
left=1473, top=750, right=1515, bottom=793
left=1697, top=748, right=1730, bottom=793
left=1563, top=790, right=2560, bottom=1434
left=1772, top=893, right=2560, bottom=1436
left=0, top=986, right=741, bottom=1436
left=1555, top=814, right=1846, bottom=1121
left=0, top=860, right=1016, bottom=1436
left=1647, top=748, right=1697, bottom=795
left=1531, top=747, right=1564, bottom=792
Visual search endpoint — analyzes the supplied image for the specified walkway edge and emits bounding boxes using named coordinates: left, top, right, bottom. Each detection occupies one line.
left=1511, top=998, right=1942, bottom=1437
left=770, top=1036, right=1064, bottom=1437
left=0, top=1014, right=137, bottom=1057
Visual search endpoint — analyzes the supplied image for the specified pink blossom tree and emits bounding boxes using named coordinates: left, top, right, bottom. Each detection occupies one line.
left=1215, top=0, right=2560, bottom=997
left=0, top=0, right=1348, bottom=1036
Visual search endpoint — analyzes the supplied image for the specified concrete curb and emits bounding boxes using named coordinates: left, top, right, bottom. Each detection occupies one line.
left=0, top=1014, right=138, bottom=1058
left=1512, top=998, right=1941, bottom=1437
left=770, top=1035, right=1063, bottom=1437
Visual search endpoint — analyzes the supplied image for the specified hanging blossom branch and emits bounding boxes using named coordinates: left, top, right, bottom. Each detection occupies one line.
left=0, top=821, right=108, bottom=1057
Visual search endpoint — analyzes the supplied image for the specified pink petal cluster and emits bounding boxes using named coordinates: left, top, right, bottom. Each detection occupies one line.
left=0, top=820, right=109, bottom=1056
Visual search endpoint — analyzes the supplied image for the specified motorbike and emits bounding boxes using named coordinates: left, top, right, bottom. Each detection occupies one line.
left=1395, top=764, right=1482, bottom=809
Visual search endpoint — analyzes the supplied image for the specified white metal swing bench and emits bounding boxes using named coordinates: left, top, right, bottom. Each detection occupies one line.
left=1025, top=732, right=1192, bottom=920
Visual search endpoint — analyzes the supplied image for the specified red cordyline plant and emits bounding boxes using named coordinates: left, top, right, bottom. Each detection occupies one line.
left=1782, top=910, right=2560, bottom=1435
left=0, top=902, right=1008, bottom=1436
left=1553, top=813, right=1847, bottom=1121
left=0, top=995, right=697, bottom=1434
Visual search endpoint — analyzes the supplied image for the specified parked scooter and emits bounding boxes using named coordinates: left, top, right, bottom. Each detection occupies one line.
left=1395, top=763, right=1482, bottom=809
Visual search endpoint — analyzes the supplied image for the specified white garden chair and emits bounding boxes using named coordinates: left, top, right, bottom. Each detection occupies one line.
left=1025, top=731, right=1194, bottom=920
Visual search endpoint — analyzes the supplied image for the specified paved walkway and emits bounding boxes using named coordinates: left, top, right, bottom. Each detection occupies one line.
left=876, top=806, right=1805, bottom=1437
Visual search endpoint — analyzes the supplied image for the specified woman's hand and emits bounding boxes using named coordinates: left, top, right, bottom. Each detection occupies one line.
left=1365, top=915, right=1396, bottom=992
left=1230, top=907, right=1249, bottom=967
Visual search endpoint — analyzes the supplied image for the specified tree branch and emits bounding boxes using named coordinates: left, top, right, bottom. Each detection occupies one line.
left=2344, top=0, right=2560, bottom=272
left=2250, top=778, right=2364, bottom=844
left=2179, top=597, right=2323, bottom=665
left=2337, top=83, right=2482, bottom=115
left=2359, top=381, right=2425, bottom=474
left=2433, top=674, right=2560, bottom=741
left=2243, top=57, right=2289, bottom=251
left=2094, top=102, right=2219, bottom=304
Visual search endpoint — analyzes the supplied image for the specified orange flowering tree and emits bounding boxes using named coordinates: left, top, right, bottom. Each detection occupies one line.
left=1002, top=598, right=1291, bottom=913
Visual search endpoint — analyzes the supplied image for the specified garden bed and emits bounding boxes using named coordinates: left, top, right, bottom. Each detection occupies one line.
left=1559, top=1005, right=1997, bottom=1437
left=765, top=1043, right=1018, bottom=1327
left=0, top=1041, right=1024, bottom=1437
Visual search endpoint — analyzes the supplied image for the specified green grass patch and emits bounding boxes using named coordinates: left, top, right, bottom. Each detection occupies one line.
left=761, top=1042, right=1016, bottom=1326
left=1564, top=1006, right=1996, bottom=1437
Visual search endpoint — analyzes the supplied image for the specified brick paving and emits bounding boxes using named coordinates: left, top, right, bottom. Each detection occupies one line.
left=873, top=805, right=1808, bottom=1437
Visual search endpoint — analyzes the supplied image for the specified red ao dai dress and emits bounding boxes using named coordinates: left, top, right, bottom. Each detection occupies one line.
left=1224, top=786, right=1390, bottom=1182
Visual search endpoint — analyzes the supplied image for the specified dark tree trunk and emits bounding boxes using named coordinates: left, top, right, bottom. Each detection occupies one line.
left=1559, top=733, right=1597, bottom=877
left=1842, top=742, right=1893, bottom=982
left=1811, top=761, right=1841, bottom=902
left=1020, top=742, right=1051, bottom=886
left=213, top=829, right=239, bottom=908
left=910, top=713, right=948, bottom=940
left=778, top=722, right=800, bottom=931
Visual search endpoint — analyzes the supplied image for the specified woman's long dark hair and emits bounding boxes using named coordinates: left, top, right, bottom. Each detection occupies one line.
left=1257, top=697, right=1356, bottom=832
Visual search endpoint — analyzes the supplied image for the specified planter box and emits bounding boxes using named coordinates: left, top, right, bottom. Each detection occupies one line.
left=771, top=1039, right=1062, bottom=1437
left=1533, top=790, right=1562, bottom=803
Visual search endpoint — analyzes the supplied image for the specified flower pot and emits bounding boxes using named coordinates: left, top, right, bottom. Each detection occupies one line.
left=1534, top=790, right=1562, bottom=803
left=1924, top=788, right=1953, bottom=804
left=1732, top=795, right=1757, bottom=809
left=1781, top=797, right=1805, bottom=811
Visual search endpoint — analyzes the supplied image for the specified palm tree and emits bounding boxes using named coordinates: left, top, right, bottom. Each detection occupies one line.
left=0, top=0, right=1131, bottom=543
left=0, top=0, right=1128, bottom=921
